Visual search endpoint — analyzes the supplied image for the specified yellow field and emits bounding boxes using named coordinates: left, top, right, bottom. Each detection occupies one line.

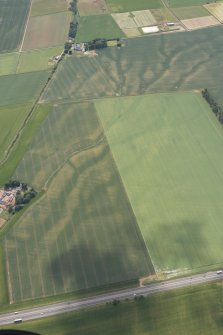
left=181, top=15, right=220, bottom=30
left=132, top=10, right=157, bottom=26
left=204, top=3, right=223, bottom=22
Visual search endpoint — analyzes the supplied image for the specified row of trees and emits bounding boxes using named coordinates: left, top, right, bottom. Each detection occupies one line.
left=202, top=89, right=223, bottom=124
left=4, top=180, right=27, bottom=191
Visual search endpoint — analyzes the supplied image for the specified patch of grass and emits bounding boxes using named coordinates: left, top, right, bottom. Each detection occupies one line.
left=172, top=6, right=210, bottom=20
left=31, top=0, right=69, bottom=17
left=0, top=102, right=33, bottom=162
left=3, top=283, right=223, bottom=335
left=0, top=0, right=30, bottom=52
left=0, top=53, right=19, bottom=76
left=0, top=71, right=49, bottom=107
left=0, top=104, right=52, bottom=187
left=22, top=11, right=72, bottom=50
left=96, top=91, right=223, bottom=273
left=105, top=0, right=164, bottom=12
left=5, top=102, right=152, bottom=302
left=151, top=8, right=178, bottom=23
left=17, top=46, right=63, bottom=73
left=75, top=14, right=125, bottom=43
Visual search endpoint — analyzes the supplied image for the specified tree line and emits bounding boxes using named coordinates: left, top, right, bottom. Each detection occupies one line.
left=202, top=89, right=223, bottom=124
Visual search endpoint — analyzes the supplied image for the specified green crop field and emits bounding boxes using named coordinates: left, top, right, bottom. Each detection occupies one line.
left=41, top=55, right=120, bottom=103
left=0, top=103, right=33, bottom=163
left=171, top=6, right=210, bottom=19
left=75, top=14, right=124, bottom=43
left=14, top=102, right=104, bottom=190
left=6, top=101, right=152, bottom=302
left=43, top=25, right=223, bottom=106
left=17, top=46, right=63, bottom=73
left=0, top=0, right=30, bottom=53
left=22, top=11, right=71, bottom=50
left=0, top=53, right=19, bottom=76
left=0, top=71, right=49, bottom=107
left=96, top=91, right=223, bottom=273
left=0, top=104, right=52, bottom=186
left=4, top=283, right=223, bottom=335
left=105, top=0, right=164, bottom=12
left=31, top=0, right=69, bottom=17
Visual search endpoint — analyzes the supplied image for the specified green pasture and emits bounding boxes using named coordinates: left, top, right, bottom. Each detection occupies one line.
left=31, top=0, right=69, bottom=17
left=43, top=25, right=223, bottom=106
left=0, top=104, right=52, bottom=187
left=0, top=103, right=32, bottom=163
left=166, top=0, right=217, bottom=6
left=22, top=11, right=71, bottom=50
left=171, top=5, right=210, bottom=19
left=151, top=8, right=178, bottom=23
left=96, top=92, right=223, bottom=273
left=105, top=0, right=164, bottom=12
left=76, top=14, right=124, bottom=43
left=0, top=53, right=19, bottom=76
left=4, top=283, right=223, bottom=335
left=17, top=46, right=63, bottom=73
left=0, top=71, right=48, bottom=107
left=0, top=0, right=30, bottom=53
left=6, top=102, right=152, bottom=302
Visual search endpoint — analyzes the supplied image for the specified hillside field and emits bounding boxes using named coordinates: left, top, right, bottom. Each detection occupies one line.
left=105, top=0, right=164, bottom=12
left=96, top=91, right=223, bottom=273
left=0, top=71, right=49, bottom=106
left=0, top=53, right=19, bottom=76
left=0, top=0, right=30, bottom=52
left=75, top=15, right=125, bottom=43
left=42, top=25, right=223, bottom=107
left=0, top=103, right=33, bottom=163
left=22, top=11, right=71, bottom=50
left=171, top=6, right=209, bottom=19
left=17, top=46, right=63, bottom=73
left=6, top=102, right=152, bottom=302
left=31, top=0, right=69, bottom=17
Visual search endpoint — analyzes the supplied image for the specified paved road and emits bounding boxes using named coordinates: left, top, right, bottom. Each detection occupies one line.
left=0, top=271, right=223, bottom=326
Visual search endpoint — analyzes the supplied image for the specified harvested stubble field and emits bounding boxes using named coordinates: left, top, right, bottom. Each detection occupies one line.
left=31, top=0, right=69, bottom=17
left=112, top=13, right=138, bottom=29
left=181, top=16, right=220, bottom=30
left=43, top=25, right=223, bottom=107
left=77, top=0, right=108, bottom=16
left=171, top=6, right=210, bottom=20
left=75, top=15, right=124, bottom=43
left=6, top=102, right=152, bottom=302
left=0, top=71, right=49, bottom=107
left=204, top=3, right=223, bottom=22
left=0, top=0, right=30, bottom=53
left=22, top=11, right=72, bottom=50
left=16, top=46, right=63, bottom=73
left=0, top=103, right=33, bottom=162
left=96, top=91, right=223, bottom=272
left=0, top=53, right=19, bottom=76
left=132, top=10, right=157, bottom=27
left=105, top=0, right=164, bottom=12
